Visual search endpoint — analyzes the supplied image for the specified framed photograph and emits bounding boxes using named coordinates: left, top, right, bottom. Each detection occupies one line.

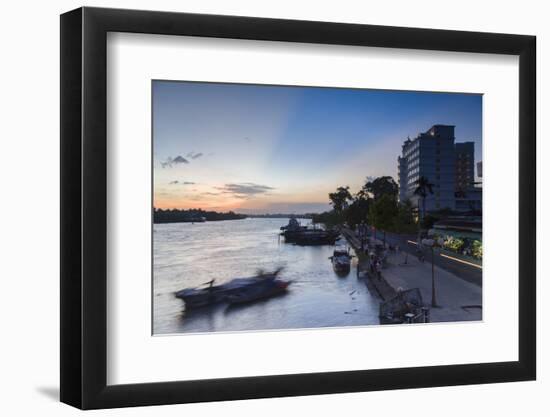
left=60, top=7, right=536, bottom=409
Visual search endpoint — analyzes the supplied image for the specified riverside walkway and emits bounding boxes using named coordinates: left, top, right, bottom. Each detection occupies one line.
left=342, top=228, right=482, bottom=323
left=382, top=251, right=482, bottom=322
left=340, top=228, right=397, bottom=301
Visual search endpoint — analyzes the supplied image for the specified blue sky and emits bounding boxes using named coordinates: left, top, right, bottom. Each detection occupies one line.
left=153, top=80, right=482, bottom=213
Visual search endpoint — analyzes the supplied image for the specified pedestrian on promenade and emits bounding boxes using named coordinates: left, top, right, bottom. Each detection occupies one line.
left=417, top=248, right=425, bottom=262
left=375, top=260, right=382, bottom=279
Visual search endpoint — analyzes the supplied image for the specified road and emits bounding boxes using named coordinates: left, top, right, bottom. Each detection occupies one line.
left=365, top=230, right=482, bottom=287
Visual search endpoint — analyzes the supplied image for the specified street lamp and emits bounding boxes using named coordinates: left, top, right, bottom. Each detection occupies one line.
left=421, top=238, right=439, bottom=307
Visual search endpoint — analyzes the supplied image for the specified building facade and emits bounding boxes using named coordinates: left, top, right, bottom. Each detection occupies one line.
left=398, top=125, right=456, bottom=212
left=397, top=125, right=481, bottom=214
left=477, top=161, right=483, bottom=178
left=455, top=142, right=475, bottom=193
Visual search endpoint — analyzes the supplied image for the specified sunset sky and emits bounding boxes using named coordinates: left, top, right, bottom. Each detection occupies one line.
left=153, top=81, right=482, bottom=214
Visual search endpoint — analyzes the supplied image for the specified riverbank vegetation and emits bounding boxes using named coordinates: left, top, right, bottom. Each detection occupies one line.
left=312, top=175, right=482, bottom=260
left=311, top=176, right=418, bottom=234
left=154, top=208, right=246, bottom=223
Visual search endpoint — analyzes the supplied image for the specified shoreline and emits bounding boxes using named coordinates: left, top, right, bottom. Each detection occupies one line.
left=340, top=228, right=398, bottom=302
left=154, top=217, right=246, bottom=224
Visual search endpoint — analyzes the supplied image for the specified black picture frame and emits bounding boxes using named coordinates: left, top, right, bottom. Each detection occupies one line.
left=60, top=6, right=536, bottom=410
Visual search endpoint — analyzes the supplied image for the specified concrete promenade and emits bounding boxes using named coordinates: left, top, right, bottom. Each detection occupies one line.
left=342, top=228, right=482, bottom=323
left=382, top=250, right=482, bottom=322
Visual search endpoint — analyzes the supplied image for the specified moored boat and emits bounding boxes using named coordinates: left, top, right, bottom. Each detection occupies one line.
left=293, top=229, right=340, bottom=246
left=330, top=246, right=352, bottom=273
left=280, top=217, right=308, bottom=242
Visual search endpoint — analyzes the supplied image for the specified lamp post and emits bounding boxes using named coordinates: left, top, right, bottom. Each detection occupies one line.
left=402, top=236, right=408, bottom=265
left=422, top=238, right=438, bottom=307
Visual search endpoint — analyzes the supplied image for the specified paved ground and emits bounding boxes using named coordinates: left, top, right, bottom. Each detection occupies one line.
left=381, top=249, right=482, bottom=322
left=342, top=228, right=482, bottom=323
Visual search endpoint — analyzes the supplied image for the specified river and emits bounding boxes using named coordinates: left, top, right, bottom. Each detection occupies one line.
left=153, top=218, right=380, bottom=335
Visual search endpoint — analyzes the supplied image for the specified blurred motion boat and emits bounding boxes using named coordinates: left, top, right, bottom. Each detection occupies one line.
left=175, top=269, right=289, bottom=309
left=226, top=279, right=290, bottom=305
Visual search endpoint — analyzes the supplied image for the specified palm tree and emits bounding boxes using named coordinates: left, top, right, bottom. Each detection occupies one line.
left=414, top=176, right=434, bottom=221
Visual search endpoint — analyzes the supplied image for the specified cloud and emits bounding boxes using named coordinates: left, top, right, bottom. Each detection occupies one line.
left=185, top=151, right=204, bottom=160
left=216, top=182, right=275, bottom=198
left=161, top=155, right=189, bottom=168
left=237, top=202, right=332, bottom=215
left=169, top=180, right=195, bottom=185
left=172, top=155, right=189, bottom=164
left=169, top=180, right=179, bottom=185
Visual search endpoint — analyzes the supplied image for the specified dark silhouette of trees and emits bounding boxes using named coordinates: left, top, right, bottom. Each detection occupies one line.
left=313, top=176, right=418, bottom=234
left=363, top=176, right=398, bottom=201
left=393, top=199, right=417, bottom=234
left=153, top=208, right=246, bottom=224
left=368, top=194, right=398, bottom=244
left=328, top=186, right=353, bottom=213
left=346, top=189, right=371, bottom=229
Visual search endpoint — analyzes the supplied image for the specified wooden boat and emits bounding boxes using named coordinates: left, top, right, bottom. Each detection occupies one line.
left=225, top=279, right=290, bottom=305
left=175, top=269, right=287, bottom=309
left=293, top=229, right=339, bottom=246
left=280, top=217, right=304, bottom=231
left=280, top=218, right=308, bottom=242
left=330, top=247, right=352, bottom=273
left=280, top=218, right=339, bottom=245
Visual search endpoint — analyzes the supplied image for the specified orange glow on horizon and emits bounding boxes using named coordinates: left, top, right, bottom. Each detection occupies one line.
left=154, top=193, right=329, bottom=213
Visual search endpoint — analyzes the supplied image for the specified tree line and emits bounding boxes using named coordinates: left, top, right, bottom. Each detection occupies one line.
left=312, top=176, right=419, bottom=234
left=154, top=208, right=246, bottom=223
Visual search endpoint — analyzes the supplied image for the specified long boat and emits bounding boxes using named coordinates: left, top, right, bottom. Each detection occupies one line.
left=175, top=269, right=289, bottom=309
left=280, top=219, right=340, bottom=245
left=225, top=279, right=290, bottom=305
left=280, top=217, right=308, bottom=242
left=293, top=229, right=340, bottom=246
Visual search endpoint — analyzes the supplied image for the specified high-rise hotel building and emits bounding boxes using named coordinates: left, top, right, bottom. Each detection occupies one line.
left=455, top=142, right=475, bottom=193
left=397, top=124, right=480, bottom=213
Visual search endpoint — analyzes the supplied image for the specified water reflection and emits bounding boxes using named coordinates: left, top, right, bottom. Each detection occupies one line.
left=153, top=218, right=380, bottom=334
